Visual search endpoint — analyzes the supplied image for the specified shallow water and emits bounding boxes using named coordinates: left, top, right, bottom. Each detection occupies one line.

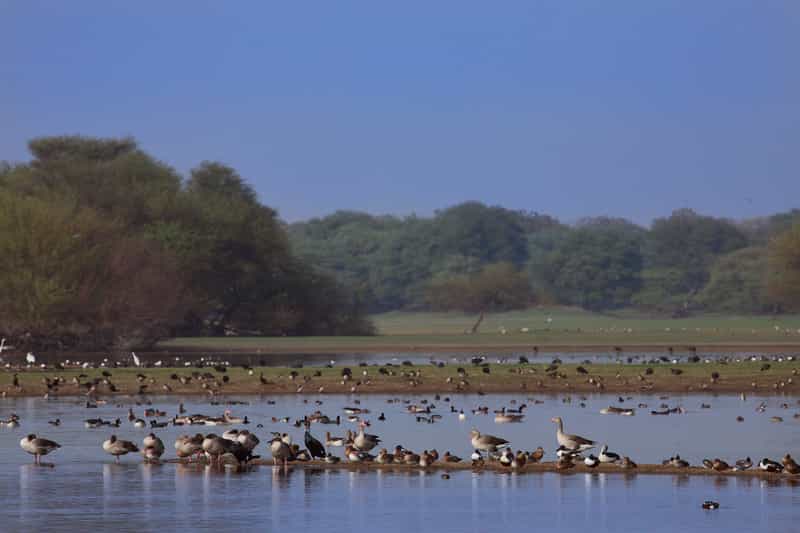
left=1, top=393, right=798, bottom=532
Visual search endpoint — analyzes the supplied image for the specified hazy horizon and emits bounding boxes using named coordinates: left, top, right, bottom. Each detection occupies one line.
left=4, top=1, right=799, bottom=225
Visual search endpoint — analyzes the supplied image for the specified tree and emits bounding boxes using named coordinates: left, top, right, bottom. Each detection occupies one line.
left=698, top=247, right=770, bottom=313
left=767, top=222, right=800, bottom=312
left=427, top=262, right=532, bottom=313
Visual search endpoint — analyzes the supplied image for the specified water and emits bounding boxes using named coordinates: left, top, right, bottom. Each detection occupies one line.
left=1, top=393, right=798, bottom=532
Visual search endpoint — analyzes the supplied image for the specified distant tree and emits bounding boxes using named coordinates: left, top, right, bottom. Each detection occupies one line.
left=698, top=247, right=770, bottom=313
left=766, top=222, right=800, bottom=312
left=427, top=262, right=532, bottom=313
left=541, top=222, right=644, bottom=310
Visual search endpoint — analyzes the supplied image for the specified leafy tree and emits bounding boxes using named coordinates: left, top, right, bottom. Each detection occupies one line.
left=698, top=247, right=770, bottom=313
left=767, top=222, right=800, bottom=312
left=427, top=263, right=532, bottom=313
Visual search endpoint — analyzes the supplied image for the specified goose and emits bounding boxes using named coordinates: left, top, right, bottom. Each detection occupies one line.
left=202, top=434, right=229, bottom=464
left=325, top=432, right=345, bottom=447
left=269, top=436, right=292, bottom=466
left=599, top=445, right=620, bottom=464
left=304, top=423, right=326, bottom=459
left=236, top=430, right=260, bottom=451
left=584, top=454, right=600, bottom=468
left=223, top=410, right=246, bottom=424
left=222, top=429, right=240, bottom=441
left=528, top=447, right=544, bottom=463
left=759, top=458, right=783, bottom=472
left=175, top=434, right=204, bottom=461
left=551, top=417, right=595, bottom=452
left=734, top=457, right=752, bottom=471
left=142, top=433, right=165, bottom=462
left=470, top=430, right=510, bottom=453
left=20, top=434, right=61, bottom=464
left=353, top=422, right=380, bottom=452
left=103, top=435, right=139, bottom=463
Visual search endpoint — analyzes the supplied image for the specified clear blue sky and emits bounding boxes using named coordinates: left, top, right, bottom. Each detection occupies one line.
left=2, top=1, right=798, bottom=224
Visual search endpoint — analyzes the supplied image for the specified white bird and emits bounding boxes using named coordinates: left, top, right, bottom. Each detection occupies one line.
left=132, top=352, right=141, bottom=367
left=26, top=352, right=36, bottom=364
left=599, top=444, right=621, bottom=463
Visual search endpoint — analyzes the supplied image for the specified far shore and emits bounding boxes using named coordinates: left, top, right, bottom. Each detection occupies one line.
left=2, top=361, right=798, bottom=397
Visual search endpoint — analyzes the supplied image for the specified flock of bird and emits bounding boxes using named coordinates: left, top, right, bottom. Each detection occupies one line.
left=9, top=397, right=800, bottom=478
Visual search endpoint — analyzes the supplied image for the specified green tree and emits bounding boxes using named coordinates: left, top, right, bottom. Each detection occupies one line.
left=698, top=247, right=770, bottom=313
left=767, top=222, right=800, bottom=312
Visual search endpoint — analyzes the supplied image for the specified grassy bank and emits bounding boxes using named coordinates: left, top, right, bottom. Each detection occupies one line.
left=2, top=360, right=798, bottom=397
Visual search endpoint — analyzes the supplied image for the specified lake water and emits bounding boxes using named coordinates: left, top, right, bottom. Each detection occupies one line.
left=1, top=392, right=798, bottom=532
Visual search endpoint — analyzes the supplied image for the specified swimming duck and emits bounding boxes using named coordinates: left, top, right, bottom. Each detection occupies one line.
left=133, top=419, right=146, bottom=429
left=551, top=417, right=595, bottom=452
left=702, top=501, right=720, bottom=510
left=20, top=434, right=61, bottom=464
left=599, top=444, right=620, bottom=464
left=103, top=435, right=139, bottom=463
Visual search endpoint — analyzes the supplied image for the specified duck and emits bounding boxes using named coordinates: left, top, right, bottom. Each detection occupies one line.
left=712, top=458, right=731, bottom=472
left=620, top=456, right=637, bottom=469
left=345, top=445, right=374, bottom=463
left=556, top=455, right=575, bottom=470
left=47, top=419, right=61, bottom=427
left=551, top=417, right=595, bottom=452
left=702, top=459, right=714, bottom=469
left=528, top=447, right=544, bottom=463
left=670, top=455, right=690, bottom=468
left=403, top=450, right=421, bottom=465
left=20, top=434, right=61, bottom=464
left=419, top=450, right=434, bottom=467
left=599, top=406, right=635, bottom=416
left=353, top=422, right=381, bottom=452
left=494, top=410, right=525, bottom=423
left=584, top=454, right=600, bottom=468
left=103, top=435, right=139, bottom=463
left=599, top=444, right=620, bottom=464
left=734, top=457, right=752, bottom=471
left=325, top=432, right=345, bottom=447
left=133, top=419, right=146, bottom=429
left=376, top=448, right=394, bottom=464
left=443, top=451, right=462, bottom=463
left=471, top=450, right=484, bottom=467
left=2, top=414, right=20, bottom=429
left=759, top=458, right=783, bottom=472
left=513, top=450, right=527, bottom=469
left=702, top=501, right=720, bottom=510
left=783, top=454, right=800, bottom=475
left=499, top=449, right=513, bottom=467
left=470, top=430, right=510, bottom=453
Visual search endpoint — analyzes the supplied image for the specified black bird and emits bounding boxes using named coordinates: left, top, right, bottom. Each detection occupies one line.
left=304, top=423, right=326, bottom=459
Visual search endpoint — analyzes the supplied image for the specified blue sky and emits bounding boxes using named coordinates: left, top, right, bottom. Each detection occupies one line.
left=2, top=1, right=798, bottom=224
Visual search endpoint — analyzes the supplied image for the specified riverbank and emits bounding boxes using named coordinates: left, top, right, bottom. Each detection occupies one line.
left=2, top=361, right=798, bottom=397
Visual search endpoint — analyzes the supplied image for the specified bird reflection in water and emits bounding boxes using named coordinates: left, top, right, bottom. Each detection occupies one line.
left=673, top=474, right=690, bottom=488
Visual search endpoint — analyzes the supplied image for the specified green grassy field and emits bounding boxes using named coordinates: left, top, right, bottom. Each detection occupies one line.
left=161, top=308, right=800, bottom=353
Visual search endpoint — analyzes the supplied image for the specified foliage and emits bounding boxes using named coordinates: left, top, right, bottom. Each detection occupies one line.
left=426, top=263, right=532, bottom=313
left=698, top=247, right=770, bottom=313
left=767, top=222, right=800, bottom=312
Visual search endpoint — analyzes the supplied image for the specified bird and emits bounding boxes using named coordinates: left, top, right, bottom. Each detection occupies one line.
left=551, top=417, right=595, bottom=452
left=783, top=454, right=800, bottom=475
left=734, top=457, right=752, bottom=471
left=270, top=436, right=293, bottom=466
left=353, top=422, right=381, bottom=452
left=25, top=352, right=36, bottom=365
left=325, top=432, right=345, bottom=447
left=132, top=352, right=141, bottom=367
left=599, top=444, right=621, bottom=464
left=103, top=435, right=139, bottom=463
left=528, top=447, right=544, bottom=463
left=702, top=501, right=720, bottom=510
left=470, top=430, right=510, bottom=453
left=584, top=454, right=600, bottom=468
left=712, top=458, right=730, bottom=472
left=304, top=423, right=326, bottom=459
left=759, top=458, right=783, bottom=472
left=202, top=434, right=230, bottom=464
left=175, top=434, right=204, bottom=461
left=20, top=434, right=60, bottom=464
left=620, top=456, right=637, bottom=469
left=142, top=433, right=165, bottom=462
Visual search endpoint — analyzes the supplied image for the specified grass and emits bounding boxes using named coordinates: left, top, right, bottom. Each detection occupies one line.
left=160, top=308, right=800, bottom=353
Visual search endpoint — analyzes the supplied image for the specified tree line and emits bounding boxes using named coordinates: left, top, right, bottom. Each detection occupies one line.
left=290, top=202, right=800, bottom=315
left=0, top=136, right=374, bottom=352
